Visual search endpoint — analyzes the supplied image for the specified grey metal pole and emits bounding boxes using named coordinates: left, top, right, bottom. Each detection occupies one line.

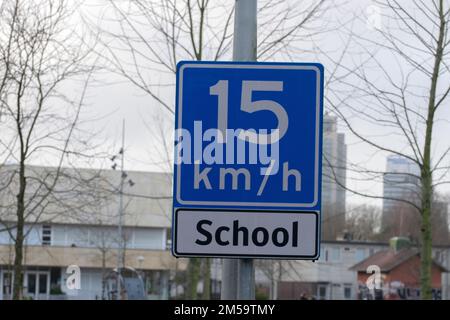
left=221, top=0, right=257, bottom=300
left=116, top=119, right=125, bottom=300
left=232, top=0, right=257, bottom=61
left=221, top=259, right=238, bottom=299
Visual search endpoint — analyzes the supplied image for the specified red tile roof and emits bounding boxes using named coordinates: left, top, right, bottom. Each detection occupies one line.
left=350, top=248, right=448, bottom=272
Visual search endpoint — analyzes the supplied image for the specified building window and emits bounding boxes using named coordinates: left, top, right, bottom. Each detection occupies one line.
left=331, top=248, right=340, bottom=261
left=319, top=247, right=329, bottom=261
left=434, top=251, right=441, bottom=263
left=27, top=274, right=36, bottom=295
left=42, top=225, right=52, bottom=245
left=355, top=248, right=365, bottom=262
left=2, top=272, right=13, bottom=297
left=344, top=286, right=352, bottom=299
left=318, top=285, right=328, bottom=300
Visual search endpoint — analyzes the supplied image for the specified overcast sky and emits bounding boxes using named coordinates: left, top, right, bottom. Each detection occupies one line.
left=5, top=0, right=450, bottom=208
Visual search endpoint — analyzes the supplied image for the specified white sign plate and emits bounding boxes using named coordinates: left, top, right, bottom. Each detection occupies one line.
left=174, top=209, right=318, bottom=258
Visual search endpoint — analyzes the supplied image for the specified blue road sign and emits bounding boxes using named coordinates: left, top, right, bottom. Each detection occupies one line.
left=172, top=61, right=324, bottom=259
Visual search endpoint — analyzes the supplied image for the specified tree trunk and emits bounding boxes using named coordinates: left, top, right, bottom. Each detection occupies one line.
left=186, top=258, right=201, bottom=299
left=201, top=258, right=211, bottom=299
left=420, top=172, right=432, bottom=299
left=420, top=0, right=445, bottom=300
left=269, top=261, right=276, bottom=300
left=420, top=142, right=433, bottom=299
left=12, top=163, right=26, bottom=300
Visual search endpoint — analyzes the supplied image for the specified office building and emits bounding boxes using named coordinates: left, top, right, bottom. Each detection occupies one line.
left=382, top=155, right=421, bottom=232
left=322, top=114, right=347, bottom=240
left=0, top=165, right=180, bottom=300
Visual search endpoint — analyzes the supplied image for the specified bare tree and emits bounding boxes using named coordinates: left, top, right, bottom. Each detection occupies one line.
left=381, top=195, right=449, bottom=245
left=255, top=259, right=282, bottom=300
left=77, top=187, right=119, bottom=300
left=256, top=257, right=316, bottom=300
left=86, top=0, right=330, bottom=299
left=0, top=0, right=98, bottom=299
left=325, top=0, right=450, bottom=299
left=87, top=0, right=329, bottom=114
left=345, top=204, right=381, bottom=241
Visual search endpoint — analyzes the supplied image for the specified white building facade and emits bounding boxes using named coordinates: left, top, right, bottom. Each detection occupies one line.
left=0, top=165, right=181, bottom=300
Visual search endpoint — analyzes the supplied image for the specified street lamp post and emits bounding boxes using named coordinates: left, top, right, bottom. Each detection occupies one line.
left=111, top=119, right=135, bottom=300
left=117, top=120, right=125, bottom=299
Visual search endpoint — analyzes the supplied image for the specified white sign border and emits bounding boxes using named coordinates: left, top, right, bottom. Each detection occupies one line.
left=176, top=62, right=322, bottom=208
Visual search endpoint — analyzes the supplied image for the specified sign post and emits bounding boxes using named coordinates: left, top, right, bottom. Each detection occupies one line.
left=172, top=0, right=324, bottom=300
left=229, top=0, right=257, bottom=300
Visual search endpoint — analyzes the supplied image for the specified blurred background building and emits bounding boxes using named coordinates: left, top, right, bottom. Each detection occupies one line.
left=382, top=155, right=421, bottom=232
left=0, top=165, right=182, bottom=300
left=322, top=114, right=347, bottom=240
left=209, top=238, right=450, bottom=300
left=381, top=155, right=449, bottom=244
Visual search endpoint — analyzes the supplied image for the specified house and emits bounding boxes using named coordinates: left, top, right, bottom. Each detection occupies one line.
left=0, top=165, right=183, bottom=300
left=209, top=240, right=389, bottom=300
left=208, top=239, right=450, bottom=300
left=351, top=237, right=448, bottom=300
left=267, top=240, right=388, bottom=300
